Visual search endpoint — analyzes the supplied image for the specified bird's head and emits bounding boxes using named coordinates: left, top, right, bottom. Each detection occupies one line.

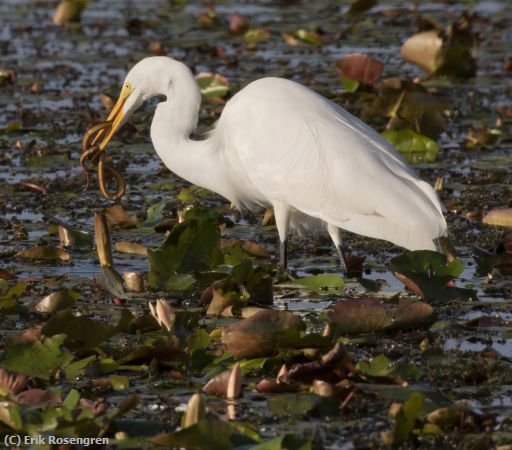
left=94, top=56, right=180, bottom=151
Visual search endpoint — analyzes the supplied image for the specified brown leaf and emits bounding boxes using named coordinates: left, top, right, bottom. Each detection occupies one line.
left=390, top=301, right=434, bottom=330
left=202, top=369, right=231, bottom=396
left=288, top=342, right=352, bottom=383
left=15, top=246, right=70, bottom=262
left=16, top=388, right=60, bottom=407
left=35, top=290, right=78, bottom=313
left=222, top=309, right=305, bottom=358
left=220, top=239, right=270, bottom=258
left=401, top=30, right=443, bottom=73
left=80, top=398, right=107, bottom=416
left=0, top=269, right=16, bottom=281
left=393, top=272, right=423, bottom=296
left=312, top=380, right=338, bottom=398
left=255, top=378, right=302, bottom=394
left=100, top=93, right=115, bottom=110
left=52, top=0, right=86, bottom=25
left=329, top=298, right=391, bottom=333
left=148, top=41, right=167, bottom=56
left=5, top=326, right=42, bottom=347
left=227, top=362, right=242, bottom=399
left=104, top=205, right=139, bottom=228
left=336, top=53, right=384, bottom=85
left=115, top=241, right=148, bottom=256
left=0, top=368, right=28, bottom=395
left=207, top=288, right=241, bottom=316
left=94, top=213, right=113, bottom=268
left=123, top=272, right=144, bottom=292
left=181, top=393, right=206, bottom=428
left=229, top=13, right=249, bottom=34
left=483, top=208, right=512, bottom=228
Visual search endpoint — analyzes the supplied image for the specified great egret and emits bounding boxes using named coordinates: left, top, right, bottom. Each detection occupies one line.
left=81, top=56, right=454, bottom=270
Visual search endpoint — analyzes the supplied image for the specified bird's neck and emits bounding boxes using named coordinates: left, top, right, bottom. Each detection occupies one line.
left=150, top=81, right=231, bottom=200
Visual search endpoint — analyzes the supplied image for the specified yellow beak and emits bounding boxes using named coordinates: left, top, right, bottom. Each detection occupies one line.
left=92, top=82, right=133, bottom=150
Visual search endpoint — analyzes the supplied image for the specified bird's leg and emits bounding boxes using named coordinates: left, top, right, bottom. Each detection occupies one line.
left=273, top=201, right=292, bottom=277
left=279, top=240, right=288, bottom=270
left=327, top=223, right=352, bottom=276
left=335, top=244, right=349, bottom=274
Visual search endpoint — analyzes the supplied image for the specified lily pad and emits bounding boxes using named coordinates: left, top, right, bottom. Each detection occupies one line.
left=35, top=290, right=79, bottom=313
left=381, top=129, right=439, bottom=164
left=282, top=274, right=344, bottom=294
left=390, top=251, right=476, bottom=302
left=151, top=419, right=258, bottom=449
left=1, top=334, right=73, bottom=380
left=222, top=310, right=305, bottom=358
left=42, top=308, right=133, bottom=350
left=330, top=298, right=390, bottom=333
left=195, top=73, right=229, bottom=100
left=336, top=53, right=383, bottom=86
left=482, top=208, right=512, bottom=228
left=104, top=205, right=139, bottom=228
left=148, top=218, right=222, bottom=288
left=15, top=246, right=69, bottom=262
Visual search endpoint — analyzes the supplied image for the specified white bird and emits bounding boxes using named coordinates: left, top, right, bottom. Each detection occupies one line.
left=88, top=56, right=454, bottom=270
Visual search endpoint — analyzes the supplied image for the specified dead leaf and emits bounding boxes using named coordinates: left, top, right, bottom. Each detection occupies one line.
left=222, top=309, right=305, bottom=358
left=229, top=13, right=249, bottom=34
left=15, top=246, right=70, bottom=262
left=483, top=208, right=512, bottom=228
left=115, top=242, right=148, bottom=256
left=336, top=53, right=384, bottom=85
left=104, top=205, right=139, bottom=228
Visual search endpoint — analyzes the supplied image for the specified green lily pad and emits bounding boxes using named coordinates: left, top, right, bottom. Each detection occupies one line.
left=151, top=419, right=258, bottom=449
left=15, top=246, right=70, bottom=262
left=381, top=129, right=439, bottom=164
left=42, top=308, right=133, bottom=350
left=282, top=274, right=344, bottom=294
left=1, top=335, right=73, bottom=380
left=148, top=218, right=222, bottom=288
left=390, top=251, right=476, bottom=302
left=195, top=73, right=229, bottom=100
left=35, top=290, right=79, bottom=313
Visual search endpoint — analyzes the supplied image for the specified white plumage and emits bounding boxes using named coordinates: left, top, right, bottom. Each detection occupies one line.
left=99, top=56, right=449, bottom=267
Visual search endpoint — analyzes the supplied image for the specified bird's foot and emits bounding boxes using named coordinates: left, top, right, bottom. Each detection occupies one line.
left=275, top=264, right=297, bottom=283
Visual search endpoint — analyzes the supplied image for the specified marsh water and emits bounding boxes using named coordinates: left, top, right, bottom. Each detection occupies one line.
left=1, top=0, right=511, bottom=448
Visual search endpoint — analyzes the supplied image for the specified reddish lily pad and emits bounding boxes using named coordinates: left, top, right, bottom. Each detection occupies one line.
left=222, top=310, right=305, bottom=358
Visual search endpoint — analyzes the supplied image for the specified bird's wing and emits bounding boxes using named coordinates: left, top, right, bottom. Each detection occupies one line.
left=217, top=78, right=446, bottom=250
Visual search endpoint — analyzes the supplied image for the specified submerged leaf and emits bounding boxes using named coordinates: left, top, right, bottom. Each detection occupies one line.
left=15, top=246, right=69, bottom=262
left=347, top=0, right=377, bottom=16
left=244, top=28, right=270, bottom=43
left=283, top=274, right=344, bottom=294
